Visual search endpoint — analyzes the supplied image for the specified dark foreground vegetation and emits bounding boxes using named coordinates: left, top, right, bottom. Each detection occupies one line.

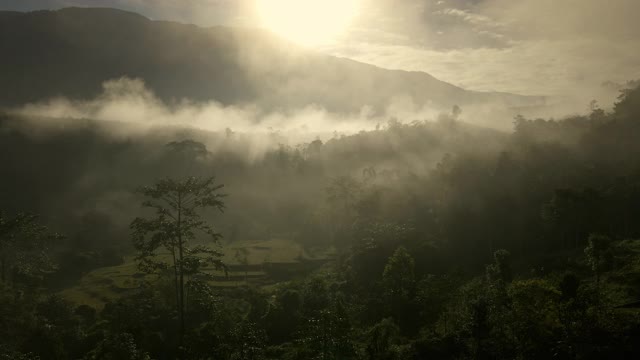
left=2, top=83, right=640, bottom=359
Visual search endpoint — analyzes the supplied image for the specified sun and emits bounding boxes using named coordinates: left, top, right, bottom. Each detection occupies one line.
left=256, top=0, right=360, bottom=46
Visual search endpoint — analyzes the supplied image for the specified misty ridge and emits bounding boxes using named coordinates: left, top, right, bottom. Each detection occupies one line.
left=0, top=7, right=568, bottom=126
left=2, top=4, right=640, bottom=360
left=12, top=76, right=436, bottom=143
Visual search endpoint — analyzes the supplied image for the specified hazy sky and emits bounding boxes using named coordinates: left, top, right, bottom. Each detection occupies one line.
left=2, top=0, right=639, bottom=97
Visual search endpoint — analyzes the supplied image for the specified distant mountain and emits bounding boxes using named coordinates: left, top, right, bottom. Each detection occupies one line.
left=0, top=7, right=545, bottom=113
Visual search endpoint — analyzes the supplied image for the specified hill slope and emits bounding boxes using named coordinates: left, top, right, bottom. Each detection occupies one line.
left=0, top=7, right=544, bottom=113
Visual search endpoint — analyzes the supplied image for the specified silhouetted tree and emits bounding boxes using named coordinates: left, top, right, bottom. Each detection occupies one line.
left=364, top=318, right=401, bottom=360
left=486, top=249, right=512, bottom=284
left=326, top=176, right=361, bottom=241
left=85, top=332, right=150, bottom=360
left=0, top=212, right=60, bottom=287
left=584, top=234, right=613, bottom=288
left=382, top=246, right=417, bottom=333
left=234, top=247, right=250, bottom=286
left=130, top=176, right=226, bottom=342
left=382, top=246, right=415, bottom=300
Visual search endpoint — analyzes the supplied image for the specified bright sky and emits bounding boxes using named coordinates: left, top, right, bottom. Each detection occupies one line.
left=2, top=0, right=640, bottom=97
left=255, top=0, right=360, bottom=46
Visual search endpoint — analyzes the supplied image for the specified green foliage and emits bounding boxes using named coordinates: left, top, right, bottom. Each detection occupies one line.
left=0, top=212, right=61, bottom=286
left=614, top=81, right=640, bottom=120
left=559, top=272, right=580, bottom=300
left=131, top=176, right=226, bottom=277
left=228, top=321, right=267, bottom=360
left=382, top=247, right=415, bottom=299
left=543, top=189, right=604, bottom=250
left=347, top=221, right=414, bottom=289
left=486, top=249, right=512, bottom=284
left=4, top=71, right=640, bottom=358
left=507, top=279, right=562, bottom=358
left=585, top=234, right=614, bottom=283
left=130, top=176, right=226, bottom=342
left=326, top=176, right=362, bottom=244
left=0, top=347, right=40, bottom=360
left=263, top=289, right=303, bottom=344
left=297, top=305, right=355, bottom=360
left=0, top=286, right=38, bottom=356
left=301, top=277, right=330, bottom=316
left=84, top=333, right=150, bottom=360
left=415, top=274, right=459, bottom=326
left=363, top=318, right=402, bottom=360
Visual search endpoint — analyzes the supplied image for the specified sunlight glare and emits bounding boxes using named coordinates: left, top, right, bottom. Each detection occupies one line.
left=256, top=0, right=359, bottom=46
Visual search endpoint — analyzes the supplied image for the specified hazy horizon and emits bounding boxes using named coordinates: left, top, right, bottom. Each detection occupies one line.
left=2, top=0, right=639, bottom=98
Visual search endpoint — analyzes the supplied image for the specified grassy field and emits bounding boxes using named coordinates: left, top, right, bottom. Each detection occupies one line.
left=59, top=238, right=334, bottom=308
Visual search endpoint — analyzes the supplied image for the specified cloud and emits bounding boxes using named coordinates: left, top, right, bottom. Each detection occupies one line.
left=12, top=77, right=551, bottom=156
left=13, top=78, right=382, bottom=136
left=2, top=0, right=638, bottom=101
left=324, top=38, right=639, bottom=113
left=330, top=0, right=640, bottom=97
left=8, top=78, right=378, bottom=162
left=346, top=0, right=511, bottom=50
left=436, top=8, right=493, bottom=26
left=479, top=0, right=640, bottom=41
left=18, top=77, right=500, bottom=144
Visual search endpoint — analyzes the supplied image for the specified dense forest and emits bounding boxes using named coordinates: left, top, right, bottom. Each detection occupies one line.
left=1, top=81, right=640, bottom=359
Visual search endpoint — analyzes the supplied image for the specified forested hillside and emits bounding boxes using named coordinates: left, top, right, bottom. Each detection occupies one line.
left=1, top=82, right=640, bottom=359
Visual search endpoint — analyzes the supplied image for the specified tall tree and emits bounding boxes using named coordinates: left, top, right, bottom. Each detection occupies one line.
left=584, top=234, right=613, bottom=288
left=382, top=246, right=415, bottom=300
left=130, top=176, right=226, bottom=342
left=326, top=176, right=361, bottom=241
left=382, top=246, right=417, bottom=333
left=234, top=247, right=250, bottom=286
left=0, top=212, right=60, bottom=287
left=486, top=249, right=513, bottom=285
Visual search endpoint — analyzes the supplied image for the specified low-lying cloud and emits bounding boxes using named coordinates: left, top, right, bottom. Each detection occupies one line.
left=14, top=78, right=385, bottom=139
left=9, top=76, right=603, bottom=150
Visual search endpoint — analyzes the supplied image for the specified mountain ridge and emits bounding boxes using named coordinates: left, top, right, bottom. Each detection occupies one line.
left=0, top=7, right=546, bottom=113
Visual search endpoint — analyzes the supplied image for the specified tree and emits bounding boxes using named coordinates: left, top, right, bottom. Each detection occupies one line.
left=234, top=248, right=250, bottom=286
left=85, top=333, right=150, bottom=360
left=364, top=318, right=401, bottom=360
left=486, top=249, right=512, bottom=284
left=298, top=296, right=355, bottom=360
left=263, top=289, right=303, bottom=344
left=559, top=272, right=580, bottom=301
left=543, top=189, right=604, bottom=250
left=382, top=247, right=417, bottom=333
left=614, top=81, right=640, bottom=120
left=507, top=279, right=562, bottom=359
left=161, top=140, right=212, bottom=181
left=0, top=212, right=60, bottom=287
left=382, top=246, right=415, bottom=300
left=229, top=321, right=266, bottom=360
left=130, top=176, right=226, bottom=342
left=584, top=234, right=613, bottom=287
left=326, top=176, right=361, bottom=237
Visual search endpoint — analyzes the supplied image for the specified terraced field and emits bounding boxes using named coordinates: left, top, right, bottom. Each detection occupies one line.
left=59, top=238, right=334, bottom=308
